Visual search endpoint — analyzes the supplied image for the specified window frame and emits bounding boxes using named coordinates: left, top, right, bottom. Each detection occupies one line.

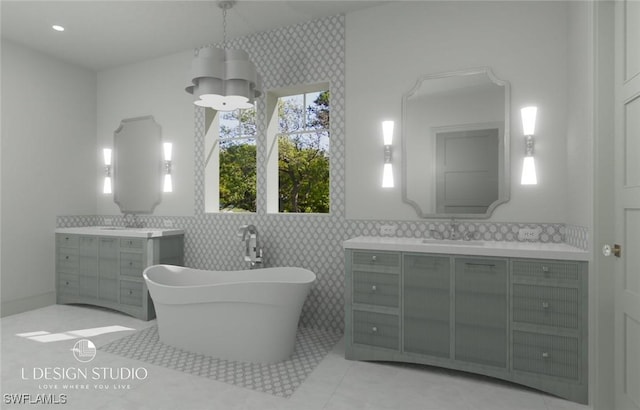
left=204, top=108, right=258, bottom=214
left=266, top=83, right=331, bottom=214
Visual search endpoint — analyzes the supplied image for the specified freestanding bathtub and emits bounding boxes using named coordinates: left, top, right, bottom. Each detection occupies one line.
left=143, top=265, right=316, bottom=363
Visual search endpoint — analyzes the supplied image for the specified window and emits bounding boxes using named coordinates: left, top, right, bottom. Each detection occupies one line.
left=272, top=88, right=330, bottom=213
left=204, top=108, right=257, bottom=213
left=204, top=84, right=330, bottom=215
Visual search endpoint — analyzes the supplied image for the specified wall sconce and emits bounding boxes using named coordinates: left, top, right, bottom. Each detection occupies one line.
left=520, top=106, right=538, bottom=185
left=163, top=142, right=173, bottom=193
left=102, top=148, right=112, bottom=194
left=382, top=120, right=394, bottom=188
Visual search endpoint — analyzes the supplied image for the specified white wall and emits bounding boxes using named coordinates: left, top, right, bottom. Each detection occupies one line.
left=346, top=1, right=571, bottom=222
left=1, top=40, right=97, bottom=315
left=567, top=1, right=594, bottom=229
left=96, top=50, right=195, bottom=216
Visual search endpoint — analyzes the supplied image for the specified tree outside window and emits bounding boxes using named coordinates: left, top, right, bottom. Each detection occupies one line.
left=218, top=107, right=257, bottom=212
left=277, top=90, right=330, bottom=213
left=213, top=87, right=330, bottom=214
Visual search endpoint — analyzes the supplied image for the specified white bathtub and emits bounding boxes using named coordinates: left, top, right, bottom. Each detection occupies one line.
left=143, top=265, right=316, bottom=363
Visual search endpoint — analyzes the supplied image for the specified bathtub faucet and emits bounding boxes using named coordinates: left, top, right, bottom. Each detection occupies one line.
left=238, top=225, right=263, bottom=269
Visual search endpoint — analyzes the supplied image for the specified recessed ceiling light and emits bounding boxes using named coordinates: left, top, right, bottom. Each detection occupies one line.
left=52, top=25, right=65, bottom=32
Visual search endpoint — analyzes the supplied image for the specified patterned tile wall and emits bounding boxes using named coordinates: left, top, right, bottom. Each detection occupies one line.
left=57, top=15, right=589, bottom=334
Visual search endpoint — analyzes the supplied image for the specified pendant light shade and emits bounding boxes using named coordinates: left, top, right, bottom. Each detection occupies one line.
left=185, top=1, right=262, bottom=111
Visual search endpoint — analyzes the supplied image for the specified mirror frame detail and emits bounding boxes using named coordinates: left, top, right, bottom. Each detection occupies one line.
left=113, top=115, right=164, bottom=214
left=401, top=67, right=511, bottom=219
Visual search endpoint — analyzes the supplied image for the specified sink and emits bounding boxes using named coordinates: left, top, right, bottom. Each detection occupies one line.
left=422, top=239, right=485, bottom=246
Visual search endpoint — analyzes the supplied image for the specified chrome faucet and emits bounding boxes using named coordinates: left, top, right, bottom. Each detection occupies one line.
left=123, top=213, right=144, bottom=228
left=238, top=224, right=263, bottom=269
left=449, top=219, right=459, bottom=240
left=429, top=229, right=444, bottom=240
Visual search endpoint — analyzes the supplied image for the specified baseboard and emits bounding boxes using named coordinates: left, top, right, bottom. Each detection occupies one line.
left=1, top=292, right=56, bottom=318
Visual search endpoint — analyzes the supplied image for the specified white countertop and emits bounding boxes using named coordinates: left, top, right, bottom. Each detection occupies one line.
left=55, top=226, right=185, bottom=238
left=343, top=236, right=589, bottom=261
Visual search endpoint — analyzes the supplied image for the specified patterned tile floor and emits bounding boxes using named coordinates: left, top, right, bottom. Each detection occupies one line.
left=1, top=305, right=590, bottom=410
left=100, top=325, right=342, bottom=398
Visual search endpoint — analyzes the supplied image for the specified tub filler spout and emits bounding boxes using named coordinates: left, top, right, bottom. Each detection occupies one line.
left=238, top=224, right=263, bottom=269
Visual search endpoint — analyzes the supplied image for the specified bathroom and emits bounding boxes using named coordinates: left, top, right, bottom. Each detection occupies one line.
left=0, top=1, right=635, bottom=409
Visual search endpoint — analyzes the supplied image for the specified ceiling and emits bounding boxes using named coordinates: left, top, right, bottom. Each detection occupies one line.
left=1, top=0, right=385, bottom=71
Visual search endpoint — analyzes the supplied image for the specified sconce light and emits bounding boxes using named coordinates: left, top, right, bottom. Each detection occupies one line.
left=382, top=120, right=394, bottom=188
left=102, top=148, right=112, bottom=194
left=520, top=106, right=538, bottom=185
left=163, top=142, right=173, bottom=193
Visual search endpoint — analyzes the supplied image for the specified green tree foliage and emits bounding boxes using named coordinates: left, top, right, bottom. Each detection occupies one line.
left=219, top=108, right=256, bottom=212
left=278, top=91, right=330, bottom=213
left=219, top=143, right=256, bottom=212
left=217, top=91, right=330, bottom=213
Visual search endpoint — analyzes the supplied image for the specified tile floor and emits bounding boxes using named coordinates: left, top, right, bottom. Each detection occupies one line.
left=1, top=305, right=589, bottom=410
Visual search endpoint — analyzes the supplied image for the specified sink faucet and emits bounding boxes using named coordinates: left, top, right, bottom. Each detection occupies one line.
left=123, top=213, right=144, bottom=228
left=429, top=229, right=444, bottom=240
left=238, top=224, right=263, bottom=269
left=449, top=219, right=459, bottom=240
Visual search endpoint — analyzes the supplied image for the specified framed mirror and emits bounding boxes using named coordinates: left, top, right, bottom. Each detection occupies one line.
left=113, top=116, right=163, bottom=214
left=401, top=67, right=510, bottom=218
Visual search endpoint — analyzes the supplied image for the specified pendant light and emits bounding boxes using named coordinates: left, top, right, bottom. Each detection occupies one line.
left=185, top=0, right=262, bottom=111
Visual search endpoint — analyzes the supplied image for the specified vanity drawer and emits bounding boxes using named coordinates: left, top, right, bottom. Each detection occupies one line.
left=120, top=280, right=143, bottom=307
left=512, top=330, right=579, bottom=380
left=57, top=234, right=79, bottom=248
left=352, top=310, right=399, bottom=351
left=353, top=271, right=399, bottom=307
left=352, top=251, right=400, bottom=272
left=512, top=284, right=579, bottom=329
left=58, top=249, right=79, bottom=271
left=58, top=273, right=78, bottom=296
left=121, top=238, right=144, bottom=250
left=120, top=252, right=144, bottom=277
left=512, top=260, right=579, bottom=282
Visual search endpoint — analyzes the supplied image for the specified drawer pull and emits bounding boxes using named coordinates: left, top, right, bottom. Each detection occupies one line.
left=542, top=302, right=550, bottom=309
left=542, top=352, right=550, bottom=359
left=465, top=263, right=496, bottom=268
left=371, top=326, right=378, bottom=333
left=65, top=281, right=69, bottom=285
left=129, top=290, right=133, bottom=295
left=371, top=285, right=377, bottom=292
left=129, top=262, right=133, bottom=266
left=65, top=256, right=69, bottom=260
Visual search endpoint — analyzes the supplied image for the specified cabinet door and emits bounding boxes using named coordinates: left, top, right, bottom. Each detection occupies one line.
left=403, top=254, right=451, bottom=358
left=78, top=236, right=98, bottom=298
left=454, top=257, right=507, bottom=368
left=98, top=238, right=118, bottom=302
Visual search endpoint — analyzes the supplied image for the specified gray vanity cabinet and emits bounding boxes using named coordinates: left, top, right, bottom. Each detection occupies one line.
left=454, top=257, right=508, bottom=368
left=56, top=233, right=184, bottom=320
left=345, top=249, right=588, bottom=404
left=348, top=251, right=401, bottom=352
left=509, top=259, right=587, bottom=402
left=403, top=254, right=450, bottom=358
